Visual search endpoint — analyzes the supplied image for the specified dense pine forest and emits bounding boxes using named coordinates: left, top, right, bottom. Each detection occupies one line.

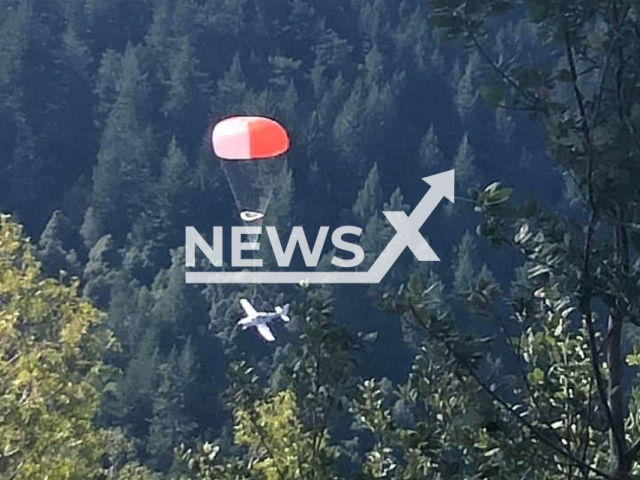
left=3, top=0, right=640, bottom=478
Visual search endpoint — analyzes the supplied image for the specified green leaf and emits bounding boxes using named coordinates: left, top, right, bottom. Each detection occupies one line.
left=485, top=187, right=514, bottom=205
left=528, top=264, right=550, bottom=278
left=484, top=182, right=502, bottom=193
left=484, top=447, right=501, bottom=457
left=627, top=353, right=640, bottom=366
left=530, top=367, right=545, bottom=384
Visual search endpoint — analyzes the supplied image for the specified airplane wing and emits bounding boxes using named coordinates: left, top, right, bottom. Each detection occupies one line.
left=240, top=298, right=257, bottom=317
left=256, top=324, right=275, bottom=342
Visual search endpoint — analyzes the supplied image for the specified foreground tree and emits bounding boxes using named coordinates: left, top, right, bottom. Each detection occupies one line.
left=177, top=288, right=368, bottom=479
left=0, top=214, right=155, bottom=480
left=0, top=214, right=111, bottom=479
left=379, top=0, right=640, bottom=478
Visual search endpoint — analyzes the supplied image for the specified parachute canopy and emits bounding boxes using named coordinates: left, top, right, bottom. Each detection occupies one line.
left=211, top=116, right=290, bottom=226
left=212, top=116, right=289, bottom=159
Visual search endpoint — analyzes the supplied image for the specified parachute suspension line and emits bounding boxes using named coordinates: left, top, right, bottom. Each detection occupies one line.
left=250, top=283, right=258, bottom=304
left=250, top=238, right=259, bottom=304
left=211, top=115, right=290, bottom=310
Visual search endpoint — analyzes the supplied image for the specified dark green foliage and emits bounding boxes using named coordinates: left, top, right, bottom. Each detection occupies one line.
left=89, top=44, right=158, bottom=244
left=114, top=330, right=161, bottom=442
left=5, top=0, right=638, bottom=477
left=351, top=163, right=382, bottom=225
left=37, top=209, right=81, bottom=277
left=147, top=341, right=198, bottom=471
left=418, top=124, right=445, bottom=170
left=83, top=234, right=121, bottom=308
left=150, top=248, right=210, bottom=354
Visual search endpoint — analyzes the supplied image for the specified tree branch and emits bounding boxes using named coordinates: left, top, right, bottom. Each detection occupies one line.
left=564, top=27, right=627, bottom=464
left=406, top=302, right=611, bottom=479
left=490, top=305, right=568, bottom=450
left=466, top=28, right=541, bottom=110
left=247, top=408, right=290, bottom=480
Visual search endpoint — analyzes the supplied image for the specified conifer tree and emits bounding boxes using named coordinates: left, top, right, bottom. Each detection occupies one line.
left=146, top=341, right=198, bottom=471
left=453, top=133, right=477, bottom=187
left=83, top=234, right=121, bottom=305
left=261, top=163, right=295, bottom=272
left=106, top=272, right=153, bottom=366
left=216, top=53, right=248, bottom=111
left=37, top=210, right=81, bottom=278
left=150, top=247, right=209, bottom=354
left=444, top=133, right=478, bottom=217
left=352, top=163, right=382, bottom=224
left=144, top=0, right=173, bottom=53
left=364, top=43, right=384, bottom=85
left=454, top=53, right=480, bottom=120
left=162, top=34, right=209, bottom=141
left=94, top=49, right=124, bottom=123
left=451, top=230, right=479, bottom=296
left=115, top=330, right=160, bottom=441
left=128, top=136, right=196, bottom=263
left=89, top=44, right=157, bottom=243
left=360, top=187, right=410, bottom=283
left=333, top=79, right=366, bottom=173
left=287, top=0, right=323, bottom=63
left=418, top=124, right=445, bottom=170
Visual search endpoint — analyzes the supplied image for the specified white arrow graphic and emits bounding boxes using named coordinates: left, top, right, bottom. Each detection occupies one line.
left=186, top=170, right=454, bottom=284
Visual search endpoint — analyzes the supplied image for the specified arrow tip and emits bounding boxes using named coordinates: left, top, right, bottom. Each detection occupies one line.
left=422, top=170, right=455, bottom=203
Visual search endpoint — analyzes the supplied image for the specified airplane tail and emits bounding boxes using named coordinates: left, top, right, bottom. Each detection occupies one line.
left=276, top=304, right=290, bottom=322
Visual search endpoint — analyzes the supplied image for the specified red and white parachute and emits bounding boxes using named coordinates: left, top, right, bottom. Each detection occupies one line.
left=211, top=116, right=290, bottom=224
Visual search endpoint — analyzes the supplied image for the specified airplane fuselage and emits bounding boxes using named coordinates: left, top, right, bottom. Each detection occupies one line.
left=238, top=312, right=282, bottom=329
left=236, top=299, right=290, bottom=341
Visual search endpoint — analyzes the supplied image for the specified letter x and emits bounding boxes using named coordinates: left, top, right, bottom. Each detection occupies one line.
left=382, top=211, right=439, bottom=261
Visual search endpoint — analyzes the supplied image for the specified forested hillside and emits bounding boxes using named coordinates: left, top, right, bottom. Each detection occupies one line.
left=2, top=0, right=640, bottom=478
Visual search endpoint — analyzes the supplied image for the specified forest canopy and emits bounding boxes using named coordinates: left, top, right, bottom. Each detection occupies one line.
left=2, top=0, right=640, bottom=479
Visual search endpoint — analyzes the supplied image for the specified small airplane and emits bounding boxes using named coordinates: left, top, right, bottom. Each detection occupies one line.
left=236, top=298, right=291, bottom=342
